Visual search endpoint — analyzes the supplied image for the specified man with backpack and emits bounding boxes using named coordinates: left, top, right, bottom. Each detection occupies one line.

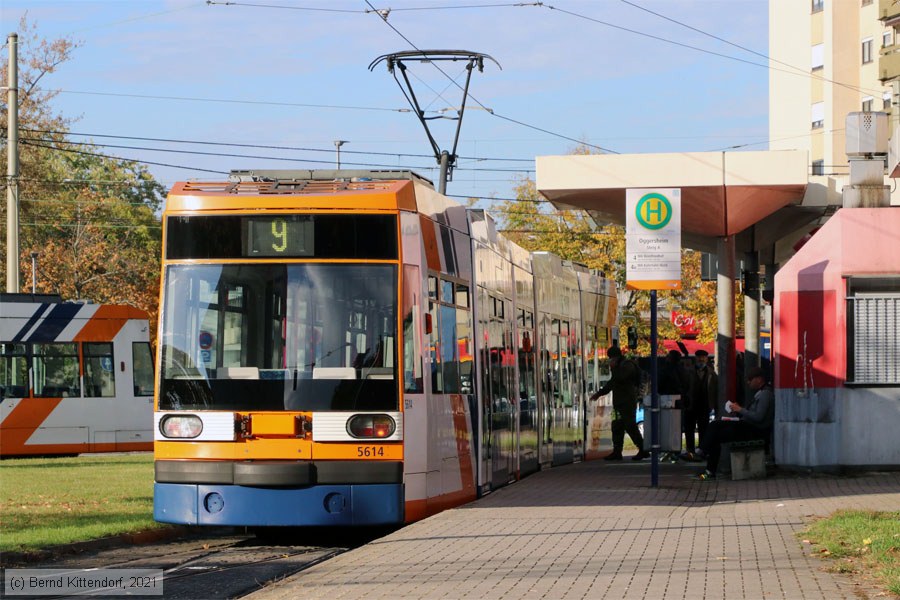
left=590, top=346, right=650, bottom=461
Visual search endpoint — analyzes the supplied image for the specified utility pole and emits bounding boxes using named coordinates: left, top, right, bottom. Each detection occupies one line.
left=334, top=140, right=348, bottom=169
left=6, top=32, right=20, bottom=293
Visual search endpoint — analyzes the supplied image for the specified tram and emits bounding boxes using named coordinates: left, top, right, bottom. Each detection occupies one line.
left=0, top=294, right=155, bottom=456
left=152, top=170, right=618, bottom=527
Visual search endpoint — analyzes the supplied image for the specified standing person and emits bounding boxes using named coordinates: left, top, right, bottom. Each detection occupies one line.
left=682, top=349, right=718, bottom=460
left=590, top=346, right=649, bottom=461
left=696, top=366, right=774, bottom=479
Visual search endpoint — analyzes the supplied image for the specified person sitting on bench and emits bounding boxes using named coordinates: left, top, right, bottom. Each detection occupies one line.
left=696, top=366, right=774, bottom=480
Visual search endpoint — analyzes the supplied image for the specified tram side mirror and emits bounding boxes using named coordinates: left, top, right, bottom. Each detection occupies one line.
left=425, top=313, right=433, bottom=335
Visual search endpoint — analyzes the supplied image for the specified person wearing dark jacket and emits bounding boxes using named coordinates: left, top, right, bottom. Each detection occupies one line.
left=590, top=346, right=649, bottom=461
left=696, top=366, right=774, bottom=479
left=683, top=349, right=718, bottom=459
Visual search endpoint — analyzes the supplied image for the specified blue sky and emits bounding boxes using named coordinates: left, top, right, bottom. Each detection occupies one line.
left=3, top=0, right=770, bottom=207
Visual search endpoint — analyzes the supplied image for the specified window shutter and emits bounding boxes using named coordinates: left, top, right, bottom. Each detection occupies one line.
left=852, top=295, right=900, bottom=384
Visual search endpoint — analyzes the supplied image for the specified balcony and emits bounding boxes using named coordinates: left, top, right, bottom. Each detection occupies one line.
left=881, top=0, right=900, bottom=25
left=880, top=48, right=900, bottom=82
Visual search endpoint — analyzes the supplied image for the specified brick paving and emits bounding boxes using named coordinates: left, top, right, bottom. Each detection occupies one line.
left=248, top=461, right=900, bottom=599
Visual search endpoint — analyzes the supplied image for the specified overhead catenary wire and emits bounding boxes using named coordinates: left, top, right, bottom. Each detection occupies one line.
left=362, top=0, right=617, bottom=154
left=19, top=139, right=229, bottom=175
left=20, top=135, right=535, bottom=174
left=207, top=0, right=888, bottom=122
left=206, top=1, right=543, bottom=14
left=20, top=128, right=537, bottom=163
left=543, top=2, right=887, bottom=97
left=618, top=0, right=884, bottom=97
left=53, top=89, right=417, bottom=113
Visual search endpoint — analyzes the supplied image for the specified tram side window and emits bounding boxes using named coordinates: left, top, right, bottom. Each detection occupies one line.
left=133, top=342, right=154, bottom=396
left=0, top=343, right=28, bottom=398
left=456, top=284, right=472, bottom=395
left=440, top=281, right=460, bottom=394
left=402, top=265, right=423, bottom=393
left=428, top=276, right=442, bottom=393
left=84, top=343, right=116, bottom=398
left=33, top=342, right=80, bottom=398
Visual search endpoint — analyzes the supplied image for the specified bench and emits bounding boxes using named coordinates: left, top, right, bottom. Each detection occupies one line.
left=720, top=439, right=767, bottom=480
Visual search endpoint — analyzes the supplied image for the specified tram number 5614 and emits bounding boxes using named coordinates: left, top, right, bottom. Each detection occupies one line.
left=357, top=446, right=385, bottom=457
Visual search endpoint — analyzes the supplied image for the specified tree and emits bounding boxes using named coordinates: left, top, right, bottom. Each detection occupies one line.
left=1, top=17, right=165, bottom=341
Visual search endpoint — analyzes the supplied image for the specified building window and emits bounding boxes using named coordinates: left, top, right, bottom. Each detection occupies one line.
left=811, top=43, right=824, bottom=70
left=812, top=0, right=824, bottom=12
left=885, top=91, right=893, bottom=110
left=862, top=0, right=873, bottom=6
left=811, top=160, right=825, bottom=176
left=862, top=96, right=874, bottom=111
left=884, top=29, right=894, bottom=48
left=847, top=277, right=900, bottom=385
left=863, top=38, right=874, bottom=64
left=811, top=102, right=825, bottom=129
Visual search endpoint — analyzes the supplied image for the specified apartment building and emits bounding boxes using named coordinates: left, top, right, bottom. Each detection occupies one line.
left=769, top=0, right=891, bottom=178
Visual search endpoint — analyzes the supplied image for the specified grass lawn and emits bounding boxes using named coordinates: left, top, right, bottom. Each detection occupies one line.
left=800, top=509, right=900, bottom=597
left=0, top=453, right=166, bottom=554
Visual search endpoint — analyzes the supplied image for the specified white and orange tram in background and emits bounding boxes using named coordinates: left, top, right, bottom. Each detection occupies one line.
left=0, top=294, right=155, bottom=457
left=153, top=170, right=618, bottom=527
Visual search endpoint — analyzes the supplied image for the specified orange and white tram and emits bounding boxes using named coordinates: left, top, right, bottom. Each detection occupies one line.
left=152, top=170, right=618, bottom=527
left=0, top=294, right=155, bottom=456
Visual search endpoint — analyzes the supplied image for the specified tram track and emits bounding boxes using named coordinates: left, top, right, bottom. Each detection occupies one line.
left=1, top=529, right=384, bottom=599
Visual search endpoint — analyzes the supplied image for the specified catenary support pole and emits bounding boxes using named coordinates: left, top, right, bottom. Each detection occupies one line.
left=6, top=32, right=20, bottom=293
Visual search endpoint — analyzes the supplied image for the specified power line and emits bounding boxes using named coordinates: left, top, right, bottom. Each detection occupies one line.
left=54, top=89, right=416, bottom=113
left=21, top=128, right=536, bottom=163
left=206, top=1, right=541, bottom=14
left=22, top=135, right=534, bottom=174
left=64, top=2, right=207, bottom=34
left=20, top=139, right=229, bottom=175
left=619, top=0, right=885, bottom=98
left=206, top=1, right=362, bottom=12
left=21, top=222, right=161, bottom=230
left=544, top=3, right=886, bottom=97
left=497, top=229, right=612, bottom=235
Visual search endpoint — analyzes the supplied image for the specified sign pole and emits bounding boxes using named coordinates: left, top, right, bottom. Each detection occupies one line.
left=650, top=290, right=659, bottom=487
left=625, top=188, right=682, bottom=490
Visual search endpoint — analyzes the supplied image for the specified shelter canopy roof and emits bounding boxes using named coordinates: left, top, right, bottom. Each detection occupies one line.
left=536, top=150, right=809, bottom=250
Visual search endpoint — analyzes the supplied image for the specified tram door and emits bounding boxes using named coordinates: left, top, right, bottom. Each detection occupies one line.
left=551, top=318, right=575, bottom=466
left=480, top=289, right=515, bottom=490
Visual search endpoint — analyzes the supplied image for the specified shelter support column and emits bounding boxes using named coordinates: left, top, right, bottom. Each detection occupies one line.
left=716, top=236, right=736, bottom=412
left=743, top=249, right=760, bottom=402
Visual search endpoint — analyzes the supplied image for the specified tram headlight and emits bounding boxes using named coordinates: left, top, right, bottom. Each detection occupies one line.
left=347, top=414, right=395, bottom=439
left=160, top=414, right=203, bottom=438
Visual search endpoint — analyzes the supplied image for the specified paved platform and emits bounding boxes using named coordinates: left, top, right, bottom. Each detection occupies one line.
left=248, top=460, right=900, bottom=599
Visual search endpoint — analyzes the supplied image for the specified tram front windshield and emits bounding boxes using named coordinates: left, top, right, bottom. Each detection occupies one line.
left=159, top=264, right=398, bottom=411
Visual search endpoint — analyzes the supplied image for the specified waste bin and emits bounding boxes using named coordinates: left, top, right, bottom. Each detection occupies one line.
left=642, top=394, right=682, bottom=452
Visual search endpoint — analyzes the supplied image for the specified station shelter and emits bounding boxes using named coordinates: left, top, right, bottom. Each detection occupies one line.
left=536, top=148, right=900, bottom=469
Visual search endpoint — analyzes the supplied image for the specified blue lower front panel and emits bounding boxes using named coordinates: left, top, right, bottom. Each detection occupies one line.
left=154, top=482, right=404, bottom=526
